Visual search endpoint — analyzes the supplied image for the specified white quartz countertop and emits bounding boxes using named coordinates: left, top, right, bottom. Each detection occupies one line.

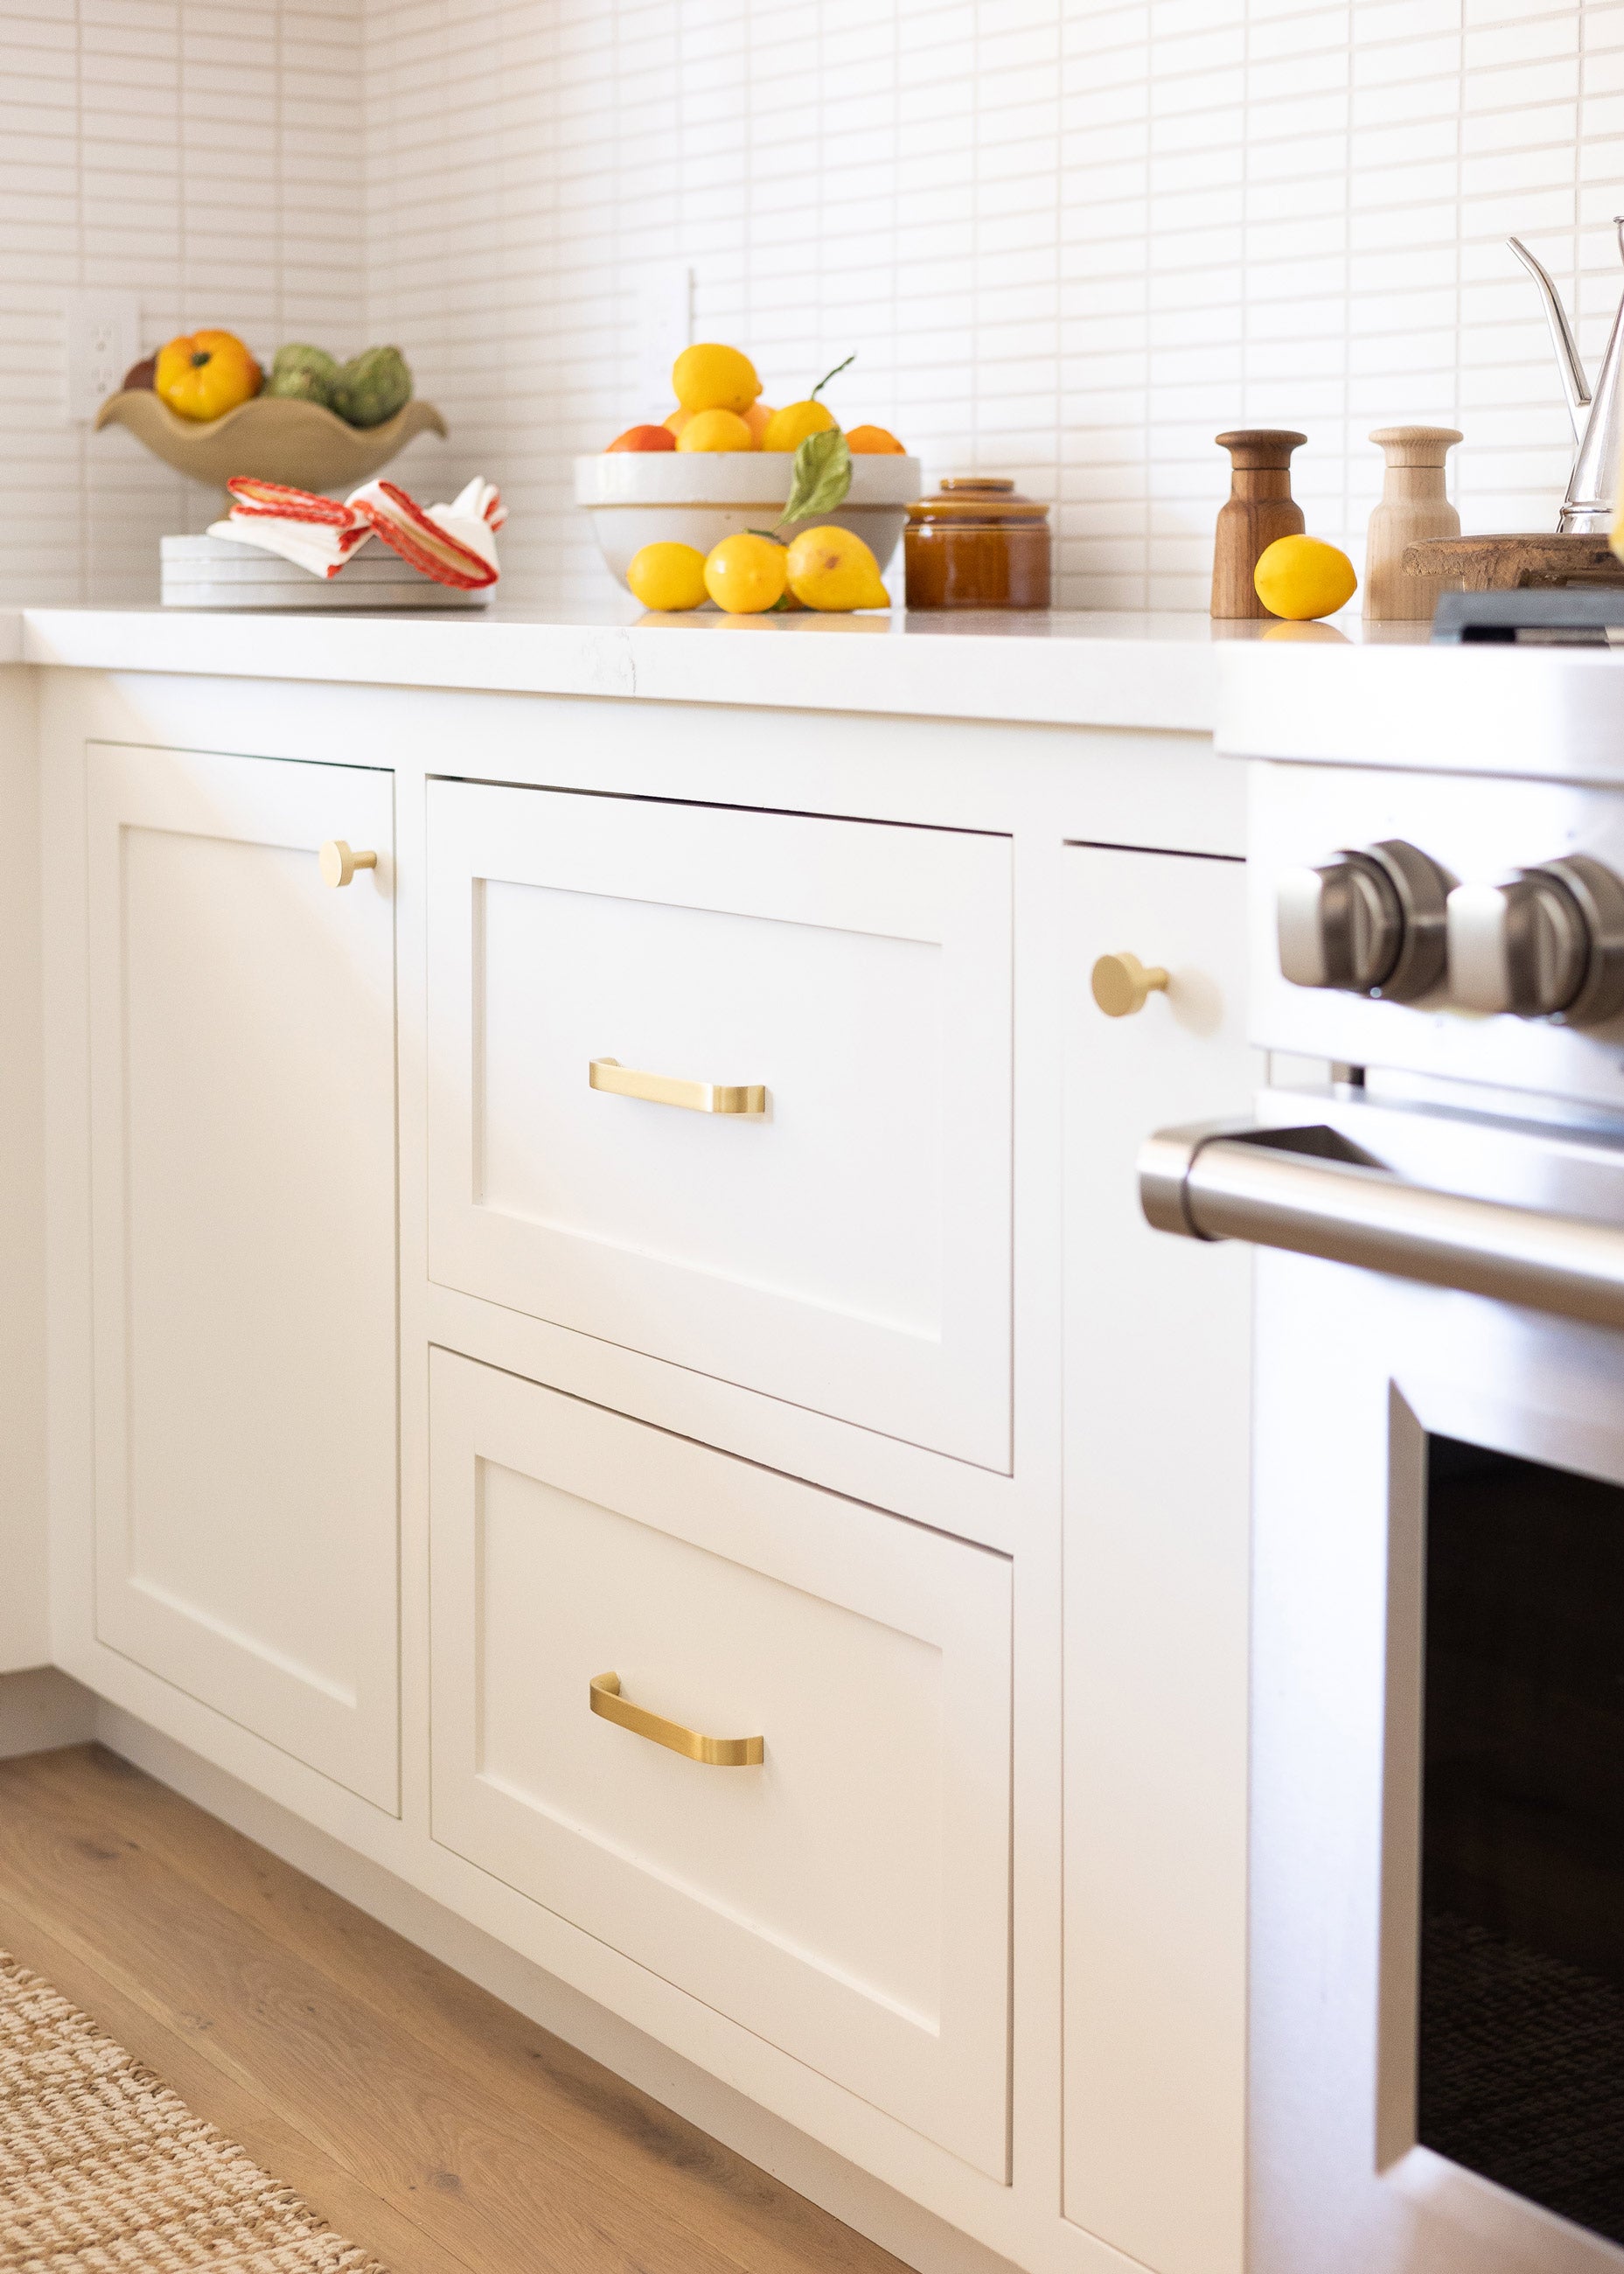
left=10, top=599, right=1624, bottom=776
left=0, top=599, right=1379, bottom=736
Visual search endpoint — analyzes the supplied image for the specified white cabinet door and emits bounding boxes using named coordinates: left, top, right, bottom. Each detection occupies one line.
left=1063, top=846, right=1253, bottom=2274
left=87, top=744, right=398, bottom=1810
left=429, top=1350, right=1013, bottom=2176
left=425, top=781, right=1012, bottom=1469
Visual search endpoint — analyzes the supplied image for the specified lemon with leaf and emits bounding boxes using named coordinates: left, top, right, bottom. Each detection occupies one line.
left=763, top=354, right=853, bottom=453
left=763, top=400, right=836, bottom=451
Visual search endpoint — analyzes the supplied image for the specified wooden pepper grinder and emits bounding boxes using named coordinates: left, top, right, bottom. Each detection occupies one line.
left=1211, top=429, right=1307, bottom=618
left=1363, top=425, right=1461, bottom=622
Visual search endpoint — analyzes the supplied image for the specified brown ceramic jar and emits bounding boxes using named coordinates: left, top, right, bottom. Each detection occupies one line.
left=903, top=477, right=1051, bottom=610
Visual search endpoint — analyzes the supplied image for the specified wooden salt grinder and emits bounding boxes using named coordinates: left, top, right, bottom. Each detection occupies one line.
left=1211, top=429, right=1307, bottom=618
left=1364, top=425, right=1461, bottom=622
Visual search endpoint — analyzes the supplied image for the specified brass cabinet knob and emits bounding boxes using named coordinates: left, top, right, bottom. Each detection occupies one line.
left=1091, top=951, right=1170, bottom=1018
left=318, top=840, right=379, bottom=889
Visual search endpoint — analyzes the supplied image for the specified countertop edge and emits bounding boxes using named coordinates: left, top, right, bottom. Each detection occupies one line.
left=1216, top=639, right=1624, bottom=782
left=9, top=607, right=1224, bottom=736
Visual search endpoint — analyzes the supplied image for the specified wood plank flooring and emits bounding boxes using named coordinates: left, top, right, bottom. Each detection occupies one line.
left=0, top=1743, right=907, bottom=2274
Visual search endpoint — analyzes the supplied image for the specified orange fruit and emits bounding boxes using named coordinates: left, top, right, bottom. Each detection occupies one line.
left=846, top=424, right=906, bottom=454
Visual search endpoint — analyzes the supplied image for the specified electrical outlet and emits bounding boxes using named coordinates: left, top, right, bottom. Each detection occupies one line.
left=636, top=263, right=693, bottom=413
left=65, top=291, right=141, bottom=422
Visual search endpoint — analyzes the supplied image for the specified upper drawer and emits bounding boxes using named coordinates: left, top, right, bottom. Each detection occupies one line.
left=425, top=781, right=1012, bottom=1468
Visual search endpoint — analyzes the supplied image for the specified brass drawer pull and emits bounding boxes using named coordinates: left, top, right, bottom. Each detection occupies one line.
left=589, top=1057, right=766, bottom=1116
left=589, top=1671, right=764, bottom=1768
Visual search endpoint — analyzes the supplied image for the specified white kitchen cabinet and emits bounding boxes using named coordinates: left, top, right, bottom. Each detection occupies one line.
left=424, top=779, right=1013, bottom=1469
left=30, top=651, right=1258, bottom=2274
left=1062, top=845, right=1253, bottom=2274
left=86, top=744, right=399, bottom=1810
left=427, top=1347, right=1013, bottom=2177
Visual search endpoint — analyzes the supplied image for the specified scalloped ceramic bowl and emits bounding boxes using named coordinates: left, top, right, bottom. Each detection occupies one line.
left=575, top=450, right=921, bottom=590
left=94, top=390, right=449, bottom=493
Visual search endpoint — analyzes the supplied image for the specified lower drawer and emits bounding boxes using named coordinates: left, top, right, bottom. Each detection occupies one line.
left=428, top=1350, right=1012, bottom=2176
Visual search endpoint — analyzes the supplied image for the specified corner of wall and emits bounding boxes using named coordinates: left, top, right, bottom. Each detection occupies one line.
left=0, top=1666, right=97, bottom=1761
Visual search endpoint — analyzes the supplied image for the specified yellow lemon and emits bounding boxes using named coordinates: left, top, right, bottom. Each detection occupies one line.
left=1253, top=534, right=1357, bottom=620
left=763, top=400, right=837, bottom=452
left=784, top=526, right=889, bottom=611
left=626, top=541, right=708, bottom=612
left=677, top=407, right=753, bottom=452
left=704, top=534, right=788, bottom=614
left=742, top=401, right=776, bottom=447
left=673, top=343, right=760, bottom=415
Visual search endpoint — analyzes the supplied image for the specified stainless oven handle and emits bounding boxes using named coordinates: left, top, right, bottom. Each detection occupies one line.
left=1139, top=1120, right=1624, bottom=1331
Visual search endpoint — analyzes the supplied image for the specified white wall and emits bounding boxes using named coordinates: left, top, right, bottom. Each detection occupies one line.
left=0, top=0, right=366, bottom=604
left=364, top=0, right=1624, bottom=610
left=8, top=1, right=1624, bottom=609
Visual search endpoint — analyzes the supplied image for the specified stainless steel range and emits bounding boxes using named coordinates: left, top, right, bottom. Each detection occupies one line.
left=1146, top=651, right=1624, bottom=2274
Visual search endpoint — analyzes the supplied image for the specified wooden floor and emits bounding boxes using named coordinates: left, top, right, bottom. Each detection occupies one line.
left=0, top=1743, right=906, bottom=2274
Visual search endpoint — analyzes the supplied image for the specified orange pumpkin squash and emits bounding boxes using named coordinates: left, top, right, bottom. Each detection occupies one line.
left=154, top=330, right=262, bottom=422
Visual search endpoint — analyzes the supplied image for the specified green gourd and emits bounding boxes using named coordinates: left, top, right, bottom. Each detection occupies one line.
left=263, top=343, right=341, bottom=407
left=332, top=346, right=413, bottom=429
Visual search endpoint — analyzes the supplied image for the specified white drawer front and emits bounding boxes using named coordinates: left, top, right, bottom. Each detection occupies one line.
left=425, top=781, right=1012, bottom=1468
left=428, top=1350, right=1012, bottom=2175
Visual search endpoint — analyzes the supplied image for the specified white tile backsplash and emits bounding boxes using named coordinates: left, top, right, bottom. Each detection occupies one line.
left=360, top=0, right=1624, bottom=610
left=5, top=0, right=1624, bottom=608
left=0, top=0, right=365, bottom=604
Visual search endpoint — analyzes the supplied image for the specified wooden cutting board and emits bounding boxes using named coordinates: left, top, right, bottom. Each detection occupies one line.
left=1404, top=533, right=1624, bottom=590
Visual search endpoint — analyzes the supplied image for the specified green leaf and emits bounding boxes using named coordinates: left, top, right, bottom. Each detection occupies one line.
left=781, top=429, right=852, bottom=526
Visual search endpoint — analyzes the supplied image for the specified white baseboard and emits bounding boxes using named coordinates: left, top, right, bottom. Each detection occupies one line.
left=0, top=1665, right=97, bottom=1759
left=94, top=1700, right=1019, bottom=2274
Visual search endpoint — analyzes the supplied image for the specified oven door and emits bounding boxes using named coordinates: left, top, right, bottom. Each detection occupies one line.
left=1146, top=1095, right=1624, bottom=2274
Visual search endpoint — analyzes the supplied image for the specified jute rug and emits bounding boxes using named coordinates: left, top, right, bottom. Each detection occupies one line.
left=0, top=1950, right=388, bottom=2272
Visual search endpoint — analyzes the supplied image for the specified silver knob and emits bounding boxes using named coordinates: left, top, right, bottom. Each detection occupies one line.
left=1446, top=854, right=1624, bottom=1024
left=1277, top=839, right=1450, bottom=1001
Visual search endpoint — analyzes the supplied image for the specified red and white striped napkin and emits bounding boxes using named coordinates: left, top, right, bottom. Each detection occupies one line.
left=210, top=475, right=506, bottom=588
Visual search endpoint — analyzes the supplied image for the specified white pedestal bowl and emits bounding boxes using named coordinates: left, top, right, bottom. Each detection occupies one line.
left=575, top=451, right=921, bottom=591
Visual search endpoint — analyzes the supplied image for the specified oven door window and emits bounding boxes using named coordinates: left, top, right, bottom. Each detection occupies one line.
left=1421, top=1433, right=1624, bottom=2243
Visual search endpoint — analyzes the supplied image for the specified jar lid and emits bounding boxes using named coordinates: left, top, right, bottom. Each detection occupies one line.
left=906, top=476, right=1050, bottom=527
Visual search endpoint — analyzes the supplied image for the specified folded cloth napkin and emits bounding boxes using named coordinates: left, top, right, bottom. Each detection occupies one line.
left=210, top=475, right=505, bottom=588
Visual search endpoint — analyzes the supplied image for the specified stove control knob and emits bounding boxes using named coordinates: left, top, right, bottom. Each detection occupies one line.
left=1447, top=854, right=1624, bottom=1024
left=1276, top=839, right=1450, bottom=1001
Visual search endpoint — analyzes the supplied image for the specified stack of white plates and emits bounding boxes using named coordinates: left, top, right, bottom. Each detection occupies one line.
left=159, top=534, right=491, bottom=610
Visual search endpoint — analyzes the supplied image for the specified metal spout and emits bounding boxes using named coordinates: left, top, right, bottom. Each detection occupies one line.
left=1509, top=220, right=1624, bottom=534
